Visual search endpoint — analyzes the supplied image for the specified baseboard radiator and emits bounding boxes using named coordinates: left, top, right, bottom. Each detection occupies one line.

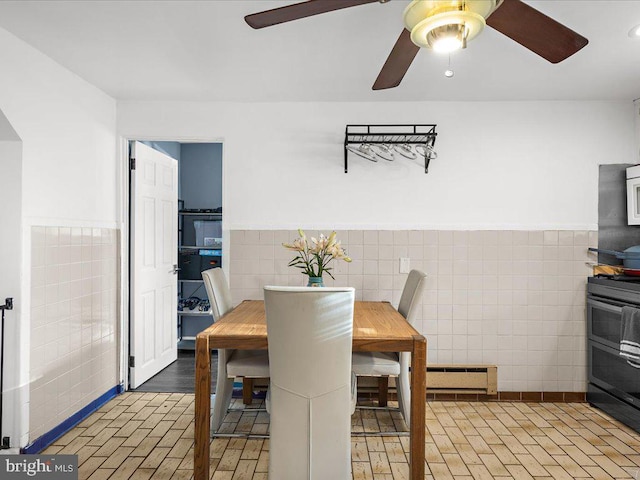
left=357, top=364, right=497, bottom=396
left=427, top=364, right=497, bottom=395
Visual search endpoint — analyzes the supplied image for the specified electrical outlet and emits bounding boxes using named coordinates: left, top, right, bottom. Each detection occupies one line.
left=399, top=257, right=410, bottom=274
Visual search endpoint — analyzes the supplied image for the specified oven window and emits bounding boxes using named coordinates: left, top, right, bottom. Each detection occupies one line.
left=590, top=342, right=640, bottom=405
left=589, top=301, right=622, bottom=346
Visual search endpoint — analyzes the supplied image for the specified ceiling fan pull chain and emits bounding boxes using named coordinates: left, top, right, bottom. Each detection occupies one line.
left=445, top=53, right=455, bottom=78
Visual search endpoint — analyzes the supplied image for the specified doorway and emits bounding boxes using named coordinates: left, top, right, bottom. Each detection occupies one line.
left=128, top=140, right=223, bottom=393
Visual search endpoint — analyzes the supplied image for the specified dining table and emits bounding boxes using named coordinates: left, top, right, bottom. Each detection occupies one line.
left=193, top=299, right=427, bottom=480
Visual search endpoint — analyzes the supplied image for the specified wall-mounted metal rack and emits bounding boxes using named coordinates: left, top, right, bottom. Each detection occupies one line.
left=344, top=124, right=437, bottom=173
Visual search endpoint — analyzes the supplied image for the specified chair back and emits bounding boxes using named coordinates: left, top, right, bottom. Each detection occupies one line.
left=264, top=286, right=355, bottom=480
left=397, top=269, right=427, bottom=325
left=202, top=268, right=233, bottom=320
left=202, top=267, right=236, bottom=431
left=396, top=270, right=427, bottom=421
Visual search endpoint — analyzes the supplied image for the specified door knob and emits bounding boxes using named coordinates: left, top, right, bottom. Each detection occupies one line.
left=170, top=264, right=180, bottom=274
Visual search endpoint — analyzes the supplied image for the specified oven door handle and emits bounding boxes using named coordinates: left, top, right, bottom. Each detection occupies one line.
left=588, top=298, right=624, bottom=313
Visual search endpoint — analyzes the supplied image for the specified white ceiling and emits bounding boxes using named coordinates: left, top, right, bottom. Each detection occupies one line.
left=0, top=0, right=638, bottom=102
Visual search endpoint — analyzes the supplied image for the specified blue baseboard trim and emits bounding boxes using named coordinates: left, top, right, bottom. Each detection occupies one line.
left=21, top=384, right=123, bottom=454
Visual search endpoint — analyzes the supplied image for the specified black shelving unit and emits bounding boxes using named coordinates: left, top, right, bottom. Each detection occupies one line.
left=344, top=124, right=438, bottom=173
left=177, top=205, right=222, bottom=349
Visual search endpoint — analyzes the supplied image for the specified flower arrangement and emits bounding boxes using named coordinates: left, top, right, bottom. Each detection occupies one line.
left=283, top=229, right=352, bottom=281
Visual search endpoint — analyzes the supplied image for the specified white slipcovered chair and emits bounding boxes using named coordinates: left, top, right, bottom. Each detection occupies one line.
left=201, top=268, right=270, bottom=433
left=351, top=269, right=426, bottom=421
left=264, top=286, right=356, bottom=480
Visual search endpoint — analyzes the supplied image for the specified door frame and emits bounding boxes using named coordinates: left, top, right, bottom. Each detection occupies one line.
left=117, top=134, right=226, bottom=390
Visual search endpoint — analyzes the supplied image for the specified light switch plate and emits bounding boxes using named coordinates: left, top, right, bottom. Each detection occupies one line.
left=399, top=257, right=410, bottom=273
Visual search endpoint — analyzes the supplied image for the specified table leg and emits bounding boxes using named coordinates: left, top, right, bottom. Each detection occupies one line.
left=194, top=334, right=211, bottom=480
left=243, top=378, right=254, bottom=405
left=410, top=335, right=426, bottom=480
left=377, top=377, right=389, bottom=407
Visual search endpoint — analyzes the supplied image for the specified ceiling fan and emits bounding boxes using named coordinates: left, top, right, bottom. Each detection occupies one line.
left=244, top=0, right=588, bottom=90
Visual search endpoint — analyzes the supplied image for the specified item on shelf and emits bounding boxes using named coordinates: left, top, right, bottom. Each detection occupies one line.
left=203, top=237, right=222, bottom=247
left=346, top=144, right=377, bottom=162
left=371, top=144, right=395, bottom=161
left=180, top=208, right=222, bottom=214
left=194, top=220, right=222, bottom=247
left=178, top=296, right=202, bottom=311
left=394, top=144, right=417, bottom=159
left=194, top=221, right=221, bottom=246
left=178, top=253, right=201, bottom=280
left=198, top=249, right=222, bottom=256
left=198, top=299, right=210, bottom=312
left=179, top=250, right=221, bottom=280
left=415, top=143, right=438, bottom=160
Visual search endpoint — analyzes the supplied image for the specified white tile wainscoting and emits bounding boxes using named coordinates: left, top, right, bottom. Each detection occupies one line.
left=229, top=229, right=596, bottom=394
left=30, top=226, right=119, bottom=440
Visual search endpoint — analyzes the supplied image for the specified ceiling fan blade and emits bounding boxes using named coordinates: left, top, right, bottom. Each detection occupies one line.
left=486, top=0, right=588, bottom=63
left=245, top=0, right=379, bottom=29
left=372, top=29, right=420, bottom=90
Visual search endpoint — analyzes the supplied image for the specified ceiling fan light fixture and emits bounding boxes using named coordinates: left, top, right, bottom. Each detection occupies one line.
left=410, top=10, right=485, bottom=52
left=403, top=0, right=495, bottom=51
left=629, top=24, right=640, bottom=38
left=427, top=23, right=468, bottom=53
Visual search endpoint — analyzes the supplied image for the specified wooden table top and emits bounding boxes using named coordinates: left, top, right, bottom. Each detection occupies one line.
left=197, top=300, right=421, bottom=352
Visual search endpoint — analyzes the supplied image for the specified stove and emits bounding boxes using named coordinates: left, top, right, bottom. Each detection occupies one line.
left=587, top=276, right=640, bottom=432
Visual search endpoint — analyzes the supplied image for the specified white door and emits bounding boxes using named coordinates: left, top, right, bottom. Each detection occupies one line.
left=130, top=141, right=178, bottom=388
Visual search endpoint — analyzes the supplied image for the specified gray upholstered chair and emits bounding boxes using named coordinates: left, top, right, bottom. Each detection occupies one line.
left=201, top=268, right=270, bottom=433
left=264, top=286, right=356, bottom=480
left=351, top=269, right=426, bottom=421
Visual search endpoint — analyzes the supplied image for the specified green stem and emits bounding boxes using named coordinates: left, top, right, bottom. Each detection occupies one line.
left=301, top=249, right=315, bottom=276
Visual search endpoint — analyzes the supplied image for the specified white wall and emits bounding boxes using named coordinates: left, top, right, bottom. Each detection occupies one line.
left=0, top=136, right=22, bottom=450
left=0, top=26, right=117, bottom=448
left=634, top=99, right=640, bottom=165
left=118, top=99, right=633, bottom=394
left=118, top=100, right=634, bottom=230
left=0, top=28, right=117, bottom=225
